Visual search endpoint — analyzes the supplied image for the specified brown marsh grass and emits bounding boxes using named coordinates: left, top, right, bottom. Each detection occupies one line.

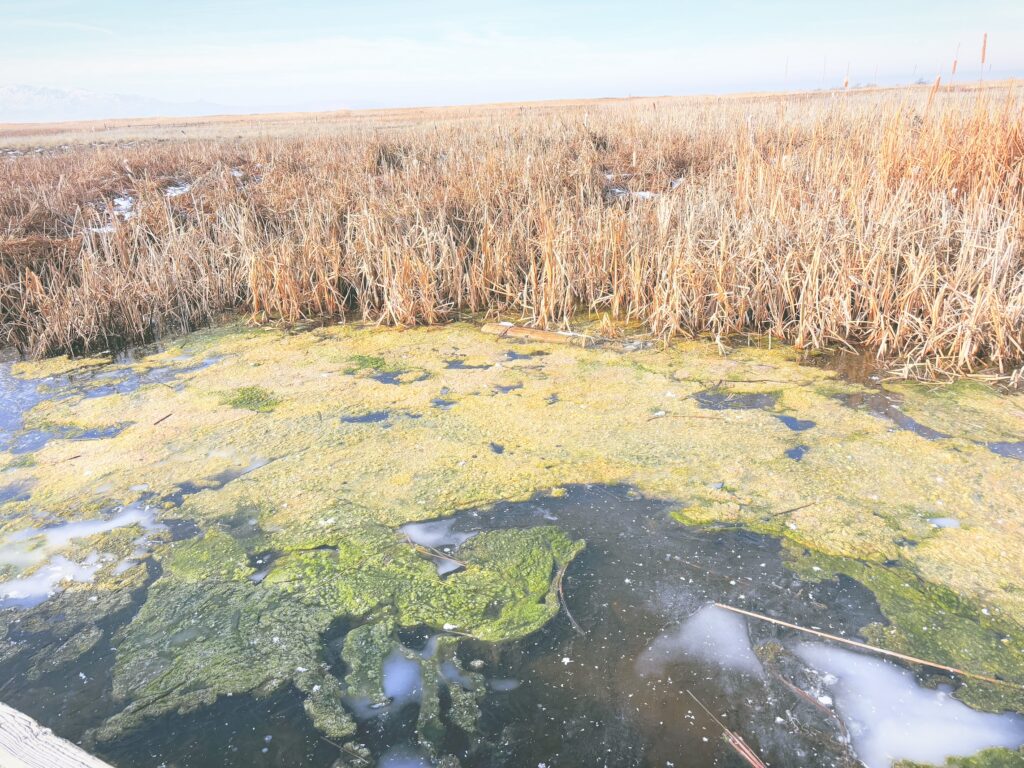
left=1, top=84, right=1022, bottom=379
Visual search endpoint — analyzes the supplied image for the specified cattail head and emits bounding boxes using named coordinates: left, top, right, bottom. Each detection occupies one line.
left=981, top=33, right=988, bottom=66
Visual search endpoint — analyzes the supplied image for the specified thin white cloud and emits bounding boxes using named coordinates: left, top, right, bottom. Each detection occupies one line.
left=7, top=18, right=115, bottom=37
left=2, top=24, right=1022, bottom=111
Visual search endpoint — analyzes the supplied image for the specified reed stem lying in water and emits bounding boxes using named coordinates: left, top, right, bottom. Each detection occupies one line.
left=686, top=690, right=768, bottom=768
left=715, top=602, right=1023, bottom=688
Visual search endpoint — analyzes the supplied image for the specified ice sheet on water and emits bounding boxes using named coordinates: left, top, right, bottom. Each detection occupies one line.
left=0, top=553, right=102, bottom=608
left=635, top=603, right=764, bottom=677
left=400, top=517, right=477, bottom=575
left=347, top=648, right=424, bottom=720
left=378, top=748, right=431, bottom=768
left=794, top=642, right=1024, bottom=768
left=382, top=650, right=422, bottom=703
left=0, top=502, right=165, bottom=570
left=400, top=518, right=476, bottom=549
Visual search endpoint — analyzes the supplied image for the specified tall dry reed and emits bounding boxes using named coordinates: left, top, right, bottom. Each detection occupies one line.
left=1, top=85, right=1021, bottom=378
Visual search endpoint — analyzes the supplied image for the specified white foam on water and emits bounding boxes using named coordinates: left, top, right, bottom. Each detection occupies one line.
left=794, top=642, right=1024, bottom=768
left=0, top=553, right=101, bottom=608
left=636, top=603, right=763, bottom=677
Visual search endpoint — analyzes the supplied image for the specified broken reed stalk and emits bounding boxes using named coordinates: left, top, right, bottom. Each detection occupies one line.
left=410, top=542, right=468, bottom=568
left=319, top=736, right=370, bottom=766
left=480, top=323, right=590, bottom=346
left=715, top=602, right=1023, bottom=689
left=769, top=669, right=850, bottom=741
left=686, top=690, right=768, bottom=768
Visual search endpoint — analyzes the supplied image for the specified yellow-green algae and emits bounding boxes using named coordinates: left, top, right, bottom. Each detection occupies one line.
left=86, top=519, right=576, bottom=745
left=896, top=748, right=1024, bottom=767
left=222, top=385, right=281, bottom=412
left=3, top=320, right=1024, bottom=749
left=890, top=379, right=1024, bottom=444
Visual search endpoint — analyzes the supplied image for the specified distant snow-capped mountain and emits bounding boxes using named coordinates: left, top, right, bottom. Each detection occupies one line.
left=0, top=84, right=227, bottom=123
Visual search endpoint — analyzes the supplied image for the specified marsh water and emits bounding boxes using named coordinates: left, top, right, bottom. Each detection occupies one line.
left=2, top=340, right=1024, bottom=768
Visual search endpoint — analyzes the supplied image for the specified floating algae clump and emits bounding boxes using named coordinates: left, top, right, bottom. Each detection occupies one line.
left=91, top=521, right=582, bottom=743
left=896, top=748, right=1024, bottom=767
left=223, top=385, right=280, bottom=412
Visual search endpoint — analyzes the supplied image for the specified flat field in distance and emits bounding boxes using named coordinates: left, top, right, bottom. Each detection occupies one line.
left=1, top=81, right=1021, bottom=379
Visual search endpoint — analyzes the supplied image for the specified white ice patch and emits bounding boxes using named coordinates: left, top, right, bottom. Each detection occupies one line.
left=113, top=195, right=135, bottom=219
left=489, top=678, right=520, bottom=691
left=164, top=182, right=191, bottom=198
left=794, top=642, right=1024, bottom=768
left=604, top=187, right=659, bottom=203
left=378, top=748, right=431, bottom=768
left=87, top=194, right=136, bottom=234
left=347, top=648, right=424, bottom=720
left=0, top=503, right=164, bottom=570
left=636, top=603, right=763, bottom=677
left=0, top=554, right=101, bottom=608
left=399, top=517, right=477, bottom=574
left=400, top=518, right=476, bottom=549
left=382, top=650, right=422, bottom=703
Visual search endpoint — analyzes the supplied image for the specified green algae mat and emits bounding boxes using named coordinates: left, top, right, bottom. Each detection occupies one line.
left=2, top=322, right=1024, bottom=767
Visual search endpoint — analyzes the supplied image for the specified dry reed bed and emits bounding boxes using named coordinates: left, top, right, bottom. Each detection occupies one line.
left=1, top=87, right=1022, bottom=378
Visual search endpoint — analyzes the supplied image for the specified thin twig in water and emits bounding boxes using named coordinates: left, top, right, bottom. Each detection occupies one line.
left=765, top=501, right=818, bottom=519
left=320, top=736, right=370, bottom=765
left=47, top=454, right=81, bottom=465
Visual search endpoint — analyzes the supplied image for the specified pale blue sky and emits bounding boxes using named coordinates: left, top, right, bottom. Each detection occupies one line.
left=1, top=0, right=1022, bottom=114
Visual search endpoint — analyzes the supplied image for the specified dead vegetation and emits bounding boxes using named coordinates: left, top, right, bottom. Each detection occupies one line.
left=1, top=85, right=1022, bottom=377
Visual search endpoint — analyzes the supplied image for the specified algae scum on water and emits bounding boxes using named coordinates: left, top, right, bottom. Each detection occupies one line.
left=1, top=322, right=1024, bottom=767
